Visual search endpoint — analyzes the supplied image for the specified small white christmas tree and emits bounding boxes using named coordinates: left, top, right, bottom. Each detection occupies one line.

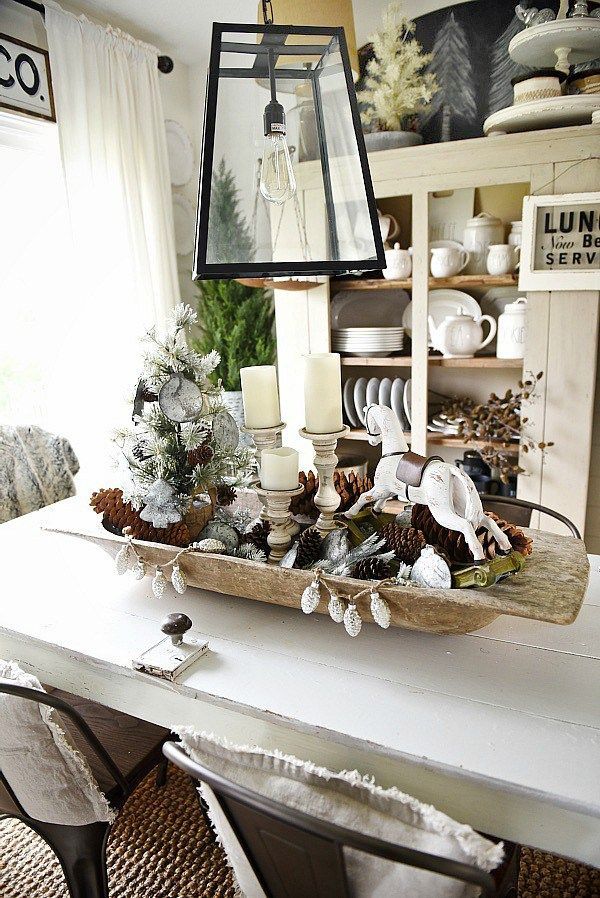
left=358, top=1, right=438, bottom=133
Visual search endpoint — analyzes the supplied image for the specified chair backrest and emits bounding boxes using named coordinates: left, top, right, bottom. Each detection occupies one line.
left=0, top=680, right=126, bottom=823
left=481, top=494, right=581, bottom=539
left=163, top=741, right=496, bottom=898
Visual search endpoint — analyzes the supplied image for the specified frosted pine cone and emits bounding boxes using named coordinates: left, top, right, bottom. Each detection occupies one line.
left=381, top=523, right=426, bottom=564
left=411, top=503, right=533, bottom=563
left=243, top=521, right=270, bottom=555
left=290, top=470, right=318, bottom=517
left=216, top=483, right=237, bottom=506
left=187, top=442, right=214, bottom=468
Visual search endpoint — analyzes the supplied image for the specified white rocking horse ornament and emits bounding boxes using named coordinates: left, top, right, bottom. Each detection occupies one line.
left=345, top=404, right=512, bottom=564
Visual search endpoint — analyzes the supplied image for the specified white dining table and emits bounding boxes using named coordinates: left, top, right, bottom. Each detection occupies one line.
left=0, top=497, right=598, bottom=866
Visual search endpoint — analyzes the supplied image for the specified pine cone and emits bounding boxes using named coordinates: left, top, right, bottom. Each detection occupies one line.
left=352, top=556, right=392, bottom=581
left=187, top=442, right=214, bottom=468
left=290, top=470, right=318, bottom=517
left=334, top=470, right=374, bottom=514
left=290, top=469, right=374, bottom=517
left=293, top=528, right=323, bottom=569
left=216, top=483, right=236, bottom=506
left=243, top=521, right=270, bottom=555
left=411, top=504, right=532, bottom=564
left=381, top=523, right=426, bottom=564
left=90, top=488, right=191, bottom=547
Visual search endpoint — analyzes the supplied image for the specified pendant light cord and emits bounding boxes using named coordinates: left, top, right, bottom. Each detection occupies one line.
left=267, top=49, right=277, bottom=102
left=261, top=0, right=274, bottom=24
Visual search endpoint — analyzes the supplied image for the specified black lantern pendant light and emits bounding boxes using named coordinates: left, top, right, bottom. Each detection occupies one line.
left=193, top=3, right=385, bottom=280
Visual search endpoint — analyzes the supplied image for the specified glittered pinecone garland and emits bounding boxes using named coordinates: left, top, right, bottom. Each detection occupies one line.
left=290, top=470, right=318, bottom=517
left=187, top=442, right=214, bottom=468
left=293, top=528, right=323, bottom=569
left=216, top=483, right=236, bottom=506
left=334, top=470, right=374, bottom=513
left=243, top=521, right=270, bottom=555
left=352, top=556, right=392, bottom=581
left=411, top=503, right=533, bottom=564
left=381, top=523, right=426, bottom=564
left=90, top=488, right=190, bottom=547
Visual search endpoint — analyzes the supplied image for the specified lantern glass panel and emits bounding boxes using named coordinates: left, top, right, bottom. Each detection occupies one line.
left=195, top=24, right=384, bottom=279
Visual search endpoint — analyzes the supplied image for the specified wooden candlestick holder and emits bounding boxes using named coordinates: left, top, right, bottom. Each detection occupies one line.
left=255, top=484, right=304, bottom=564
left=242, top=423, right=299, bottom=536
left=299, top=425, right=350, bottom=534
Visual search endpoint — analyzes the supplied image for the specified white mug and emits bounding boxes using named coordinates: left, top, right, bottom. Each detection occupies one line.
left=486, top=244, right=518, bottom=276
left=430, top=246, right=470, bottom=278
left=383, top=243, right=412, bottom=279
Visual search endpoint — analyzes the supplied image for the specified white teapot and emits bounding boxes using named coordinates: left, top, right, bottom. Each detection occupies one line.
left=428, top=308, right=497, bottom=359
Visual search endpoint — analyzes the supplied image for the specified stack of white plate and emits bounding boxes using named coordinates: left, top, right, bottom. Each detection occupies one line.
left=332, top=327, right=404, bottom=357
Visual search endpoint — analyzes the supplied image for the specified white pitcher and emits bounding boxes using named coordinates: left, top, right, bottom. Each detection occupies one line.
left=428, top=308, right=497, bottom=359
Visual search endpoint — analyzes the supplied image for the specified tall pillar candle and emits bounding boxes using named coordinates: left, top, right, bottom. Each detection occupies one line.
left=260, top=447, right=299, bottom=491
left=240, top=365, right=281, bottom=429
left=304, top=353, right=343, bottom=434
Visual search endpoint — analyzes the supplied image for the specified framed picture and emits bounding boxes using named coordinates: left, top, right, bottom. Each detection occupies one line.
left=0, top=34, right=55, bottom=122
left=519, top=193, right=600, bottom=292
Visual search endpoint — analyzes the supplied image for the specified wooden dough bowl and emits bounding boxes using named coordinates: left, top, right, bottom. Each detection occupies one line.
left=47, top=520, right=590, bottom=636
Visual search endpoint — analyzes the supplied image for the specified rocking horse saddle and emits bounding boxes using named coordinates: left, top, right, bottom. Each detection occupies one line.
left=395, top=452, right=443, bottom=488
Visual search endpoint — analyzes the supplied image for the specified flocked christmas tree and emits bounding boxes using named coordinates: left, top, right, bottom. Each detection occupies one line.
left=358, top=1, right=438, bottom=132
left=423, top=11, right=477, bottom=142
left=113, top=304, right=253, bottom=535
left=207, top=158, right=255, bottom=265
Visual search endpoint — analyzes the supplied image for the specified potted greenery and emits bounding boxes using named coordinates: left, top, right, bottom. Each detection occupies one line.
left=358, top=1, right=438, bottom=151
left=194, top=279, right=276, bottom=439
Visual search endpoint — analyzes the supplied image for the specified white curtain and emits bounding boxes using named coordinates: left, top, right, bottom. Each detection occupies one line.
left=42, top=2, right=180, bottom=488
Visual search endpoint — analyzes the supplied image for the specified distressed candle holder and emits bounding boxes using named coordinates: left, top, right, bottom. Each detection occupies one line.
left=299, top=425, right=350, bottom=534
left=242, top=422, right=299, bottom=535
left=255, top=484, right=303, bottom=565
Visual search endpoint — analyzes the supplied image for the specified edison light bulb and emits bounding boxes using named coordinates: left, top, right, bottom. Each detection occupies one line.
left=260, top=98, right=296, bottom=206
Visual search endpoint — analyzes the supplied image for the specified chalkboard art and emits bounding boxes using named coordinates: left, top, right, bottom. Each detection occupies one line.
left=519, top=193, right=600, bottom=291
left=357, top=0, right=561, bottom=144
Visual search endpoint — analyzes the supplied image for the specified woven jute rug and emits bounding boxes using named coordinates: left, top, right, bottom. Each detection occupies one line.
left=0, top=763, right=598, bottom=897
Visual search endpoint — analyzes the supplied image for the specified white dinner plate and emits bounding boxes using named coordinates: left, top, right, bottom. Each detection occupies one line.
left=165, top=120, right=194, bottom=187
left=390, top=377, right=405, bottom=429
left=343, top=378, right=359, bottom=428
left=429, top=239, right=464, bottom=251
left=366, top=377, right=380, bottom=407
left=378, top=377, right=392, bottom=409
left=402, top=290, right=482, bottom=339
left=331, top=290, right=409, bottom=328
left=353, top=378, right=368, bottom=426
left=403, top=378, right=412, bottom=427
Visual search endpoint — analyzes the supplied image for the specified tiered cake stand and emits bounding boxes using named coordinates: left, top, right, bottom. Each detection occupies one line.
left=484, top=18, right=600, bottom=135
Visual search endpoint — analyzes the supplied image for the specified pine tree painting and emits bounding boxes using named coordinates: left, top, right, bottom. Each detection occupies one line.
left=488, top=15, right=527, bottom=116
left=422, top=12, right=477, bottom=142
left=207, top=158, right=255, bottom=265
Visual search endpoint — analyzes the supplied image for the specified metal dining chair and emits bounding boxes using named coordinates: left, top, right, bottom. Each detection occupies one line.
left=163, top=740, right=518, bottom=898
left=481, top=495, right=581, bottom=539
left=0, top=681, right=169, bottom=898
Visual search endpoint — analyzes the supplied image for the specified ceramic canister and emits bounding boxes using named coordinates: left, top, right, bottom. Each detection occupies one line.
left=497, top=298, right=527, bottom=359
left=462, top=212, right=504, bottom=274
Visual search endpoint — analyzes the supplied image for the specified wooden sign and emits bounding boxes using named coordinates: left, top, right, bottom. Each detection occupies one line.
left=0, top=34, right=55, bottom=122
left=519, top=193, right=600, bottom=291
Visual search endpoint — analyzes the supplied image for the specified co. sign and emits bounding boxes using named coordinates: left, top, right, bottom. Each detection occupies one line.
left=0, top=34, right=55, bottom=121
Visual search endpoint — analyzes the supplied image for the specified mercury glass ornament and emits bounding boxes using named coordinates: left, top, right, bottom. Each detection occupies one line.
left=158, top=373, right=206, bottom=423
left=327, top=591, right=345, bottom=623
left=343, top=602, right=362, bottom=637
left=301, top=576, right=321, bottom=614
left=171, top=563, right=188, bottom=595
left=370, top=589, right=391, bottom=629
left=410, top=545, right=452, bottom=589
left=115, top=544, right=132, bottom=576
left=132, top=558, right=146, bottom=581
left=152, top=567, right=167, bottom=599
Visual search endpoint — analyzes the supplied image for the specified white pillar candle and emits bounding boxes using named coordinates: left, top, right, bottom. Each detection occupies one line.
left=304, top=353, right=343, bottom=434
left=260, top=447, right=299, bottom=491
left=240, top=365, right=281, bottom=429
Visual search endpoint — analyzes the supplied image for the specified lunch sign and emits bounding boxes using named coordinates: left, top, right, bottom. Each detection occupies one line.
left=519, top=193, right=600, bottom=291
left=0, top=34, right=55, bottom=122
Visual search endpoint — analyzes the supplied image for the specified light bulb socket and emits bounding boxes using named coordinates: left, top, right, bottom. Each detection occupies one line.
left=264, top=100, right=286, bottom=136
